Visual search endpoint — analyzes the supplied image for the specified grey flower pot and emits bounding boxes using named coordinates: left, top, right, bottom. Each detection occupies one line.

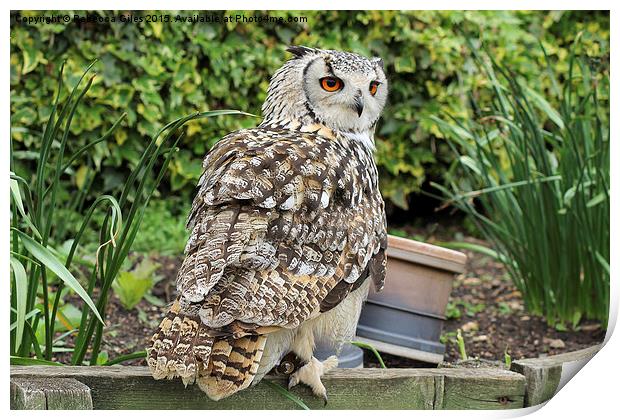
left=356, top=235, right=467, bottom=364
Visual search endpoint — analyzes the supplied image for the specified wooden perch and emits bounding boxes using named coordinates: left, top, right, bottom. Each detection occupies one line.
left=10, top=366, right=523, bottom=409
left=10, top=344, right=601, bottom=410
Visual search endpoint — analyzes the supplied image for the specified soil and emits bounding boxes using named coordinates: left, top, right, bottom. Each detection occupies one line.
left=440, top=249, right=604, bottom=363
left=54, top=225, right=605, bottom=368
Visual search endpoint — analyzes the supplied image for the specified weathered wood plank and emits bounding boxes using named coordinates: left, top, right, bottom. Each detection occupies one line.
left=511, top=344, right=601, bottom=407
left=10, top=346, right=601, bottom=409
left=11, top=366, right=437, bottom=410
left=83, top=369, right=436, bottom=410
left=436, top=368, right=525, bottom=409
left=11, top=378, right=46, bottom=409
left=510, top=362, right=561, bottom=407
left=10, top=365, right=525, bottom=410
left=10, top=377, right=92, bottom=410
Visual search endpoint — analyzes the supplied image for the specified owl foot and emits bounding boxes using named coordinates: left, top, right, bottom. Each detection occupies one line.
left=288, top=356, right=338, bottom=405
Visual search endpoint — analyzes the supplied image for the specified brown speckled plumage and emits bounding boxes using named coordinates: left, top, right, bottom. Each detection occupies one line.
left=147, top=46, right=388, bottom=401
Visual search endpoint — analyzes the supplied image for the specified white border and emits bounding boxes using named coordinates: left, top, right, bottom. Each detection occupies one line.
left=2, top=2, right=617, bottom=419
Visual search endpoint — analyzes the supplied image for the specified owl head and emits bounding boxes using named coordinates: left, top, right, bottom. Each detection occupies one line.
left=261, top=46, right=388, bottom=136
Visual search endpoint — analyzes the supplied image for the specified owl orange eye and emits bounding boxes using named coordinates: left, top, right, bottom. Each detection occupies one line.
left=369, top=81, right=380, bottom=96
left=320, top=77, right=343, bottom=92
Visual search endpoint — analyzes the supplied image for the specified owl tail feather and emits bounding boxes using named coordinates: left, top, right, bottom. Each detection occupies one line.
left=197, top=334, right=267, bottom=400
left=146, top=299, right=267, bottom=401
left=146, top=299, right=214, bottom=385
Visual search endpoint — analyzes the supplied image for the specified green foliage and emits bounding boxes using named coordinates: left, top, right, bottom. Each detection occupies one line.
left=10, top=356, right=63, bottom=366
left=445, top=299, right=486, bottom=319
left=10, top=11, right=609, bottom=209
left=96, top=351, right=109, bottom=365
left=9, top=58, right=250, bottom=365
left=497, top=302, right=513, bottom=316
left=131, top=199, right=189, bottom=255
left=10, top=61, right=117, bottom=362
left=103, top=350, right=148, bottom=366
left=113, top=257, right=162, bottom=310
left=433, top=40, right=610, bottom=327
left=436, top=241, right=506, bottom=261
left=456, top=329, right=468, bottom=361
left=504, top=348, right=512, bottom=369
left=387, top=228, right=409, bottom=238
left=439, top=330, right=455, bottom=345
left=263, top=380, right=310, bottom=410
left=445, top=302, right=461, bottom=320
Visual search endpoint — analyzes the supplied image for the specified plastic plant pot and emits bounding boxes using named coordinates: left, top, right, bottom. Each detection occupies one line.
left=356, top=234, right=467, bottom=364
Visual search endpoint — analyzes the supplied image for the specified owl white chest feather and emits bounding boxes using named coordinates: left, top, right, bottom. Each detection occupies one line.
left=341, top=130, right=376, bottom=152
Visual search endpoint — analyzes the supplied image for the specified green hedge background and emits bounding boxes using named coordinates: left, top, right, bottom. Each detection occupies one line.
left=10, top=10, right=609, bottom=210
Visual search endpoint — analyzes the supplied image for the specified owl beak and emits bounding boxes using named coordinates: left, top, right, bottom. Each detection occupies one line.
left=353, top=92, right=364, bottom=117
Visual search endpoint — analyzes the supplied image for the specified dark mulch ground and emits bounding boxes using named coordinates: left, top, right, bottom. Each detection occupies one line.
left=56, top=226, right=605, bottom=368
left=441, top=249, right=604, bottom=363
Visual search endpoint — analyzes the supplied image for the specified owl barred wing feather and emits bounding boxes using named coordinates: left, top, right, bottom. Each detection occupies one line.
left=182, top=128, right=385, bottom=300
left=147, top=127, right=386, bottom=400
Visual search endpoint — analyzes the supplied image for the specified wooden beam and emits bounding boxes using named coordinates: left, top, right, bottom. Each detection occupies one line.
left=438, top=368, right=525, bottom=409
left=511, top=345, right=602, bottom=407
left=11, top=365, right=524, bottom=410
left=11, top=377, right=92, bottom=410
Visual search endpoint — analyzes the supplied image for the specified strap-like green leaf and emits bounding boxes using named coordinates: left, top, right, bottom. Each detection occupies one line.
left=10, top=308, right=40, bottom=331
left=263, top=379, right=310, bottom=410
left=350, top=340, right=387, bottom=368
left=524, top=85, right=565, bottom=130
left=103, top=350, right=147, bottom=366
left=16, top=230, right=104, bottom=324
left=10, top=178, right=41, bottom=238
left=10, top=256, right=27, bottom=353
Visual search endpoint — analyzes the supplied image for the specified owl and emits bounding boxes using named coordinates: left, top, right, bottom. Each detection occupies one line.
left=147, top=46, right=388, bottom=403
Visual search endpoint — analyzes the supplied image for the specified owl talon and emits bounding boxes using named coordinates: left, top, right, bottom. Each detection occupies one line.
left=288, top=375, right=300, bottom=390
left=286, top=356, right=338, bottom=403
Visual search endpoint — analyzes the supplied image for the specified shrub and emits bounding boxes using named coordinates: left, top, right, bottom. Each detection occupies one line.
left=433, top=40, right=610, bottom=327
left=10, top=11, right=609, bottom=210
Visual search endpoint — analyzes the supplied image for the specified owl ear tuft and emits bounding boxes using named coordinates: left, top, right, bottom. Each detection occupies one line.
left=372, top=57, right=385, bottom=71
left=287, top=46, right=315, bottom=58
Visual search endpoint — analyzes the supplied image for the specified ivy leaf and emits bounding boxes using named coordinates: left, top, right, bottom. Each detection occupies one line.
left=21, top=42, right=43, bottom=75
